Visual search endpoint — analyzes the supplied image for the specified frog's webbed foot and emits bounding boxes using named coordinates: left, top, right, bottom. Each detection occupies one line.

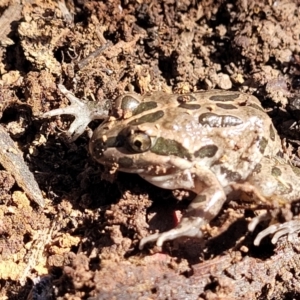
left=44, top=84, right=110, bottom=141
left=252, top=219, right=300, bottom=246
left=139, top=217, right=204, bottom=250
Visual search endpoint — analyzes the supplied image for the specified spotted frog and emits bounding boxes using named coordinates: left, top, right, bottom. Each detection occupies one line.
left=44, top=85, right=300, bottom=249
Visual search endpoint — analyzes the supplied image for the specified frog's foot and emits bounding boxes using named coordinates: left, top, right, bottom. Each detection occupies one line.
left=139, top=217, right=204, bottom=250
left=252, top=219, right=300, bottom=246
left=44, top=84, right=109, bottom=141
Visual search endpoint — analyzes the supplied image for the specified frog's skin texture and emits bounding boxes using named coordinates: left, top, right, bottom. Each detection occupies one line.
left=45, top=86, right=300, bottom=249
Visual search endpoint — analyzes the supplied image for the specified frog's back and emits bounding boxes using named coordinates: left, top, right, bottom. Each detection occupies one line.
left=147, top=90, right=282, bottom=182
left=147, top=89, right=282, bottom=157
left=91, top=90, right=282, bottom=186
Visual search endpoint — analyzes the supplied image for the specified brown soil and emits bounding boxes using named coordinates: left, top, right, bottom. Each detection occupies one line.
left=1, top=0, right=300, bottom=299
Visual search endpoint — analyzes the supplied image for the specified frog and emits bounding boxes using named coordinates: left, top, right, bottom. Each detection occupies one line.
left=44, top=85, right=300, bottom=249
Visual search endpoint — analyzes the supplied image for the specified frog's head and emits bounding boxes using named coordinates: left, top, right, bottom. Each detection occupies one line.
left=89, top=117, right=194, bottom=175
left=89, top=93, right=195, bottom=174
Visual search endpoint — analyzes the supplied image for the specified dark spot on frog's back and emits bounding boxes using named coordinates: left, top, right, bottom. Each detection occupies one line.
left=178, top=103, right=201, bottom=110
left=198, top=112, right=243, bottom=127
left=209, top=93, right=240, bottom=102
left=129, top=110, right=164, bottom=125
left=269, top=124, right=276, bottom=141
left=220, top=167, right=242, bottom=182
left=253, top=163, right=262, bottom=174
left=258, top=137, right=268, bottom=154
left=118, top=157, right=134, bottom=168
left=215, top=103, right=238, bottom=110
left=132, top=101, right=158, bottom=115
left=151, top=137, right=191, bottom=159
left=271, top=166, right=282, bottom=177
left=194, top=145, right=218, bottom=158
left=276, top=150, right=284, bottom=159
left=291, top=165, right=300, bottom=177
left=177, top=94, right=197, bottom=103
left=192, top=195, right=206, bottom=203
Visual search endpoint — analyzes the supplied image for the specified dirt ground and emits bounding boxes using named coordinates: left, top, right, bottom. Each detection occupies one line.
left=1, top=0, right=300, bottom=299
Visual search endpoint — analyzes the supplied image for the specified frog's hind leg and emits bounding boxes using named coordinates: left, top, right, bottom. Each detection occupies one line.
left=240, top=156, right=300, bottom=245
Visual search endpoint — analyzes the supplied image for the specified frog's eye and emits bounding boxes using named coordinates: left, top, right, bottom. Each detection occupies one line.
left=127, top=132, right=152, bottom=153
left=117, top=95, right=140, bottom=112
left=116, top=94, right=158, bottom=117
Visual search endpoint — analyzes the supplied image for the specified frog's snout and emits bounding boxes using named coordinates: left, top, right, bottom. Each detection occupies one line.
left=89, top=129, right=126, bottom=163
left=89, top=135, right=107, bottom=160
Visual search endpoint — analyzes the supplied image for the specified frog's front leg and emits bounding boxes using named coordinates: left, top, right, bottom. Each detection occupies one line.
left=139, top=167, right=226, bottom=249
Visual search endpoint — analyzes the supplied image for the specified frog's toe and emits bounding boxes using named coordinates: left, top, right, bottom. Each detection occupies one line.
left=44, top=84, right=109, bottom=141
left=139, top=218, right=204, bottom=249
left=248, top=212, right=271, bottom=232
left=67, top=116, right=92, bottom=141
left=156, top=225, right=203, bottom=246
left=43, top=107, right=77, bottom=117
left=254, top=220, right=300, bottom=246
